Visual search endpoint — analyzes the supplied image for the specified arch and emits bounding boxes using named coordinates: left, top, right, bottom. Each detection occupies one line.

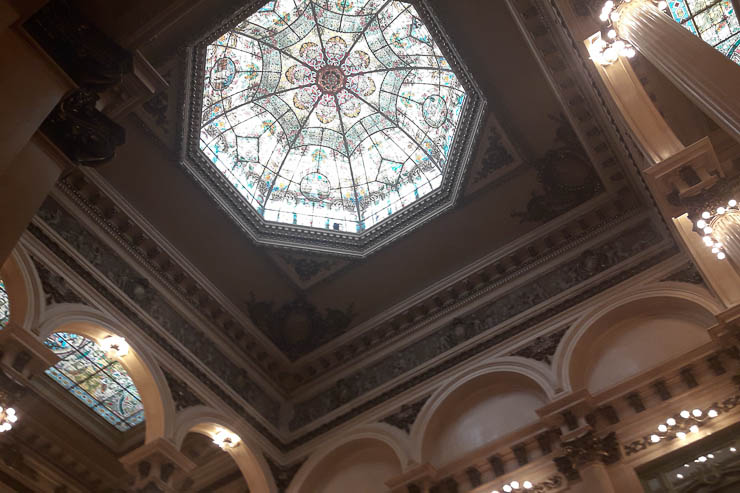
left=411, top=357, right=556, bottom=466
left=554, top=283, right=720, bottom=393
left=0, top=245, right=44, bottom=331
left=173, top=405, right=277, bottom=493
left=287, top=424, right=408, bottom=493
left=37, top=305, right=173, bottom=442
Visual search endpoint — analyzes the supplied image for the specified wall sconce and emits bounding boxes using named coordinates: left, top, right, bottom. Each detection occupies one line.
left=491, top=480, right=534, bottom=492
left=650, top=407, right=719, bottom=443
left=100, top=335, right=129, bottom=358
left=0, top=405, right=18, bottom=432
left=212, top=428, right=241, bottom=450
left=694, top=199, right=738, bottom=260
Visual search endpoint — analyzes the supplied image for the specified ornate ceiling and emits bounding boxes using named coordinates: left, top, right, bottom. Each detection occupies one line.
left=22, top=0, right=679, bottom=460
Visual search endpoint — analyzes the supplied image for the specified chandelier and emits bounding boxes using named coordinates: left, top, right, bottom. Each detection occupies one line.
left=694, top=199, right=738, bottom=261
left=0, top=404, right=17, bottom=432
left=590, top=0, right=668, bottom=65
left=650, top=407, right=720, bottom=443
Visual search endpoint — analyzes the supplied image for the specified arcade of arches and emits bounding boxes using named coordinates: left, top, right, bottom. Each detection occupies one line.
left=1, top=0, right=740, bottom=492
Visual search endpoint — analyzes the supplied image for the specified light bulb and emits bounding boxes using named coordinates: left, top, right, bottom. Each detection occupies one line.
left=702, top=211, right=711, bottom=219
left=604, top=0, right=615, bottom=9
left=658, top=1, right=668, bottom=9
left=718, top=252, right=726, bottom=260
left=697, top=220, right=707, bottom=228
left=511, top=481, right=520, bottom=489
left=708, top=409, right=718, bottom=418
left=690, top=425, right=699, bottom=433
left=718, top=207, right=726, bottom=214
left=611, top=11, right=621, bottom=21
left=100, top=335, right=130, bottom=357
left=698, top=456, right=707, bottom=462
left=614, top=40, right=626, bottom=51
left=729, top=200, right=737, bottom=207
left=677, top=432, right=687, bottom=439
left=600, top=12, right=609, bottom=21
left=667, top=418, right=677, bottom=426
left=703, top=236, right=714, bottom=246
left=676, top=473, right=684, bottom=479
left=5, top=408, right=14, bottom=416
left=626, top=48, right=636, bottom=58
left=712, top=247, right=719, bottom=254
left=608, top=29, right=617, bottom=38
left=680, top=410, right=691, bottom=419
left=707, top=454, right=714, bottom=459
left=692, top=409, right=703, bottom=417
left=523, top=481, right=533, bottom=489
left=503, top=486, right=513, bottom=493
left=7, top=415, right=17, bottom=423
left=658, top=424, right=668, bottom=432
left=704, top=226, right=713, bottom=234
left=651, top=434, right=661, bottom=443
left=731, top=447, right=737, bottom=452
left=684, top=464, right=690, bottom=468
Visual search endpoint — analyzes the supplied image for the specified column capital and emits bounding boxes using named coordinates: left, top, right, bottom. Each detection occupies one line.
left=0, top=322, right=58, bottom=381
left=119, top=438, right=196, bottom=492
left=557, top=430, right=621, bottom=470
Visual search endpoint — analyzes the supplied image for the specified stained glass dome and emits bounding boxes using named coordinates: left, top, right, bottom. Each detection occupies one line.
left=667, top=0, right=740, bottom=64
left=186, top=0, right=485, bottom=255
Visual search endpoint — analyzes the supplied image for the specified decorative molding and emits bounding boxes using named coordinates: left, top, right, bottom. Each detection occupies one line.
left=31, top=256, right=85, bottom=306
left=558, top=431, right=621, bottom=469
left=162, top=369, right=203, bottom=412
left=290, top=220, right=666, bottom=430
left=380, top=395, right=430, bottom=433
left=661, top=262, right=704, bottom=285
left=245, top=295, right=355, bottom=360
left=265, top=456, right=304, bottom=493
left=512, top=327, right=569, bottom=365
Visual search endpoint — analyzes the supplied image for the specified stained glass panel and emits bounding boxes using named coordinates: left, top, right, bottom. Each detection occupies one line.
left=199, top=0, right=467, bottom=233
left=0, top=279, right=8, bottom=329
left=667, top=0, right=740, bottom=64
left=44, top=332, right=145, bottom=431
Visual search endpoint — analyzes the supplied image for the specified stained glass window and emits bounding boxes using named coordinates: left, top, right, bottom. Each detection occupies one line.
left=0, top=279, right=8, bottom=329
left=44, top=332, right=145, bottom=431
left=198, top=0, right=468, bottom=233
left=667, top=0, right=740, bottom=64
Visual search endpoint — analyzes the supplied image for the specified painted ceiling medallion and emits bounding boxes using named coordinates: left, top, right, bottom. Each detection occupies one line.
left=183, top=0, right=485, bottom=256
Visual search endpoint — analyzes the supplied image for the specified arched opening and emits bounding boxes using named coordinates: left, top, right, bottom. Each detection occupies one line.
left=44, top=331, right=146, bottom=431
left=180, top=430, right=250, bottom=492
left=421, top=371, right=549, bottom=466
left=296, top=438, right=402, bottom=493
left=568, top=296, right=714, bottom=393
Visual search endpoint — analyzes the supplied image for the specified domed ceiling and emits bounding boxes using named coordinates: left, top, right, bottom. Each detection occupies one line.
left=183, top=0, right=485, bottom=256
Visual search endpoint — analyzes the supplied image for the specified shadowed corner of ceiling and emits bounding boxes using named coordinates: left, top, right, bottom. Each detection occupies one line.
left=244, top=293, right=355, bottom=360
left=512, top=113, right=603, bottom=224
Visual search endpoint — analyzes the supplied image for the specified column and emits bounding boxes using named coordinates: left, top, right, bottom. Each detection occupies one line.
left=556, top=430, right=623, bottom=492
left=0, top=135, right=66, bottom=267
left=579, top=462, right=616, bottom=493
left=120, top=438, right=196, bottom=492
left=583, top=30, right=740, bottom=308
left=0, top=24, right=72, bottom=174
left=616, top=0, right=740, bottom=143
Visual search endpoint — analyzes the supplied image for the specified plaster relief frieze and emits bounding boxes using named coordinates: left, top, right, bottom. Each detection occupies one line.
left=266, top=456, right=305, bottom=493
left=269, top=250, right=350, bottom=290
left=30, top=199, right=282, bottom=428
left=289, top=220, right=668, bottom=431
left=661, top=262, right=705, bottom=285
left=380, top=395, right=430, bottom=433
left=30, top=257, right=86, bottom=307
left=163, top=369, right=203, bottom=412
left=512, top=327, right=569, bottom=365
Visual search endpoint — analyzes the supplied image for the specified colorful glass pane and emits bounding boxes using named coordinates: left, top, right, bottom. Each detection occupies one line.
left=44, top=332, right=145, bottom=432
left=198, top=0, right=467, bottom=233
left=0, top=279, right=8, bottom=329
left=666, top=0, right=740, bottom=64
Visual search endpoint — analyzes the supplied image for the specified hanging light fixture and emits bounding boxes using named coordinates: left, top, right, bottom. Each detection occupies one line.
left=694, top=199, right=739, bottom=261
left=0, top=405, right=18, bottom=433
left=591, top=0, right=669, bottom=65
left=490, top=479, right=535, bottom=492
left=100, top=335, right=130, bottom=358
left=212, top=428, right=241, bottom=450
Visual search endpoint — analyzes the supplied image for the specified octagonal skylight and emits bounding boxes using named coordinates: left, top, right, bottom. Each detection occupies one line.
left=186, top=0, right=484, bottom=255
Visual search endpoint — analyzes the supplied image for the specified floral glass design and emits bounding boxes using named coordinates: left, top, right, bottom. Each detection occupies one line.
left=0, top=279, right=8, bottom=329
left=199, top=0, right=467, bottom=232
left=667, top=0, right=740, bottom=64
left=44, top=332, right=145, bottom=431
